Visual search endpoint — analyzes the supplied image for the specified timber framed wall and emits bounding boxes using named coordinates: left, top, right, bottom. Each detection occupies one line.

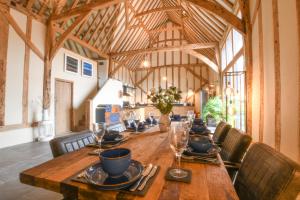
left=0, top=7, right=98, bottom=148
left=110, top=22, right=218, bottom=114
left=250, top=0, right=300, bottom=162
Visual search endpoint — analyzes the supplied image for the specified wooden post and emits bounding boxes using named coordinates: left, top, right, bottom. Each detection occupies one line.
left=43, top=22, right=54, bottom=110
left=258, top=6, right=264, bottom=143
left=296, top=0, right=300, bottom=162
left=240, top=0, right=253, bottom=135
left=272, top=0, right=281, bottom=150
left=22, top=16, right=32, bottom=124
left=0, top=5, right=9, bottom=126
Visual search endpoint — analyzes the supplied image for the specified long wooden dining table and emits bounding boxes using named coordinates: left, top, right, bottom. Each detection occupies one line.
left=20, top=127, right=239, bottom=200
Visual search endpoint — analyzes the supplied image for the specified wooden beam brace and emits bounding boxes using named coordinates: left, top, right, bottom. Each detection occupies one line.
left=22, top=16, right=32, bottom=124
left=223, top=47, right=244, bottom=72
left=186, top=50, right=219, bottom=72
left=134, top=64, right=203, bottom=71
left=135, top=6, right=182, bottom=18
left=50, top=11, right=90, bottom=60
left=149, top=26, right=182, bottom=34
left=51, top=0, right=122, bottom=22
left=55, top=27, right=109, bottom=59
left=183, top=65, right=209, bottom=83
left=187, top=0, right=245, bottom=34
left=1, top=10, right=44, bottom=60
left=111, top=42, right=217, bottom=57
left=109, top=56, right=133, bottom=77
left=135, top=68, right=156, bottom=86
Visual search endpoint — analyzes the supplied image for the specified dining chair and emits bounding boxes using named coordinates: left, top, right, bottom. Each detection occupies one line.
left=234, top=143, right=300, bottom=200
left=49, top=130, right=95, bottom=157
left=220, top=128, right=252, bottom=179
left=212, top=121, right=231, bottom=144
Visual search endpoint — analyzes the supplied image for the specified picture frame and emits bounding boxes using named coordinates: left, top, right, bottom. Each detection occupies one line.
left=82, top=60, right=93, bottom=77
left=64, top=54, right=79, bottom=74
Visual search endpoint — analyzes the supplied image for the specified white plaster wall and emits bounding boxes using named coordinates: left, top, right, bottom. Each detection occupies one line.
left=4, top=9, right=26, bottom=125
left=28, top=51, right=44, bottom=123
left=0, top=8, right=100, bottom=148
left=51, top=48, right=98, bottom=127
left=91, top=78, right=123, bottom=123
left=0, top=128, right=35, bottom=148
left=250, top=0, right=300, bottom=162
left=261, top=0, right=276, bottom=148
left=251, top=18, right=260, bottom=142
left=278, top=0, right=299, bottom=161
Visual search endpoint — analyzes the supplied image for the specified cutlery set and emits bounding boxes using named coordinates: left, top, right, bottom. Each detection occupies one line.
left=129, top=164, right=157, bottom=191
left=181, top=154, right=220, bottom=165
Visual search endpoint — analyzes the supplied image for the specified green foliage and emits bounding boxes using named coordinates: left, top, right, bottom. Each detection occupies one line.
left=202, top=96, right=224, bottom=122
left=147, top=86, right=182, bottom=114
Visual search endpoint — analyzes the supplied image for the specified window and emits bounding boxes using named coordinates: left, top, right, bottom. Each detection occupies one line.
left=221, top=46, right=227, bottom=70
left=65, top=54, right=79, bottom=74
left=233, top=29, right=243, bottom=54
left=221, top=27, right=246, bottom=131
left=225, top=31, right=233, bottom=64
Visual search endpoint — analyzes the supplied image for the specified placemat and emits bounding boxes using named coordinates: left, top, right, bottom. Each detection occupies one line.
left=165, top=167, right=192, bottom=183
left=71, top=165, right=160, bottom=197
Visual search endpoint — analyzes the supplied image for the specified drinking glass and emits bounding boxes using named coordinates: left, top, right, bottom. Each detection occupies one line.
left=186, top=111, right=195, bottom=131
left=148, top=112, right=154, bottom=126
left=92, top=123, right=106, bottom=152
left=168, top=123, right=190, bottom=178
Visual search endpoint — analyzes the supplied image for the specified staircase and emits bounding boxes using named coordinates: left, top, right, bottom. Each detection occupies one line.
left=73, top=115, right=87, bottom=131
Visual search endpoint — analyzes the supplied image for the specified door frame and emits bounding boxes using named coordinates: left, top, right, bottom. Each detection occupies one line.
left=55, top=78, right=74, bottom=134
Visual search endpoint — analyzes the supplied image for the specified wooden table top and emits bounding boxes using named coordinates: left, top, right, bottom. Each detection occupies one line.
left=20, top=127, right=239, bottom=200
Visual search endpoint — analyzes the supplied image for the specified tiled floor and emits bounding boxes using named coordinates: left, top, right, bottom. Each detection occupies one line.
left=0, top=142, right=62, bottom=200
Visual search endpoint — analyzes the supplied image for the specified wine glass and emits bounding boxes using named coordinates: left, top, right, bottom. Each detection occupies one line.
left=186, top=111, right=195, bottom=130
left=168, top=123, right=190, bottom=178
left=148, top=112, right=154, bottom=126
left=92, top=123, right=106, bottom=152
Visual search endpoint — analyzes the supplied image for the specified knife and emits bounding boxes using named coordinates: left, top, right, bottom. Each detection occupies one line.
left=129, top=164, right=153, bottom=191
left=138, top=165, right=158, bottom=191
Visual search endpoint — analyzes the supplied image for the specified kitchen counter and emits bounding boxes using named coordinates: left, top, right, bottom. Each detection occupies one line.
left=122, top=105, right=194, bottom=119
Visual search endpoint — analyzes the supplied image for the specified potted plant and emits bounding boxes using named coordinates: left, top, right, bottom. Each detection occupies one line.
left=202, top=96, right=224, bottom=126
left=147, top=86, right=182, bottom=132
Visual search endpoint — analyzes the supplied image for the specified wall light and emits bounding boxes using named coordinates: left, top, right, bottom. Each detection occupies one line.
left=162, top=76, right=167, bottom=81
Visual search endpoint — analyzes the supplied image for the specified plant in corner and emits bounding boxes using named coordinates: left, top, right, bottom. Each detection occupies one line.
left=147, top=86, right=182, bottom=132
left=202, top=96, right=225, bottom=126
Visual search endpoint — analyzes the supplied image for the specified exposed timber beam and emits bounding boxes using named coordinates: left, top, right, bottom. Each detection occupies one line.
left=149, top=26, right=182, bottom=34
left=186, top=50, right=219, bottom=72
left=0, top=10, right=44, bottom=60
left=134, top=64, right=203, bottom=71
left=111, top=42, right=217, bottom=57
left=50, top=0, right=122, bottom=22
left=55, top=27, right=109, bottom=59
left=135, top=6, right=182, bottom=18
left=187, top=0, right=245, bottom=34
left=50, top=11, right=90, bottom=59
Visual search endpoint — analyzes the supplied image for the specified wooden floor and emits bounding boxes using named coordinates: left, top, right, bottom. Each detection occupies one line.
left=0, top=142, right=62, bottom=200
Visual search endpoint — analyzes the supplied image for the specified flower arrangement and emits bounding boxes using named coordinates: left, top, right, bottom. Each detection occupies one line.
left=147, top=86, right=182, bottom=115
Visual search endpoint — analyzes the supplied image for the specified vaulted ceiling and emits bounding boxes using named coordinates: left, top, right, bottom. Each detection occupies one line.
left=7, top=0, right=243, bottom=71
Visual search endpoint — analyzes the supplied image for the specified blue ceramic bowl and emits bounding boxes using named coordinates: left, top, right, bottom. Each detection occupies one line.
left=100, top=148, right=131, bottom=177
left=189, top=137, right=212, bottom=153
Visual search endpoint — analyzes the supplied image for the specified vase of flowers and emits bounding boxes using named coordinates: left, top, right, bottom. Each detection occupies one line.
left=148, top=86, right=182, bottom=132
